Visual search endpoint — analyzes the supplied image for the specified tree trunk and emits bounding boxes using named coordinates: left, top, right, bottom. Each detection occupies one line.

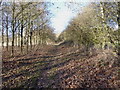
left=2, top=13, right=4, bottom=49
left=6, top=16, right=9, bottom=51
left=26, top=19, right=29, bottom=53
left=33, top=32, right=35, bottom=47
left=11, top=3, right=15, bottom=55
left=117, top=2, right=120, bottom=55
left=100, top=2, right=107, bottom=50
left=21, top=5, right=24, bottom=53
left=100, top=2, right=105, bottom=25
left=18, top=24, right=21, bottom=47
left=30, top=21, right=33, bottom=49
left=12, top=31, right=14, bottom=55
left=21, top=22, right=23, bottom=53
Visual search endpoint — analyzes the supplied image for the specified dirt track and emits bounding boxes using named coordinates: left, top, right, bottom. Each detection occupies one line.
left=2, top=45, right=119, bottom=88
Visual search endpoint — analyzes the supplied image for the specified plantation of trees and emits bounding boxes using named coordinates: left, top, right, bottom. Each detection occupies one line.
left=1, top=1, right=120, bottom=89
left=1, top=2, right=56, bottom=55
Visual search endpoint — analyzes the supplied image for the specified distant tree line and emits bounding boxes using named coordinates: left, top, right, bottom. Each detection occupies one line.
left=1, top=2, right=55, bottom=55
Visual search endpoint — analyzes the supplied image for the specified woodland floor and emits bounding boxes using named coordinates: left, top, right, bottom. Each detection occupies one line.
left=2, top=44, right=120, bottom=88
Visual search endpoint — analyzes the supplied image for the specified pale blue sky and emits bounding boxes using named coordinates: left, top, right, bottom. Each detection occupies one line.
left=48, top=2, right=89, bottom=34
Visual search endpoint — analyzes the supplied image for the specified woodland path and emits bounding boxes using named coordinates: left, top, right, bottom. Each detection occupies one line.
left=2, top=45, right=119, bottom=88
